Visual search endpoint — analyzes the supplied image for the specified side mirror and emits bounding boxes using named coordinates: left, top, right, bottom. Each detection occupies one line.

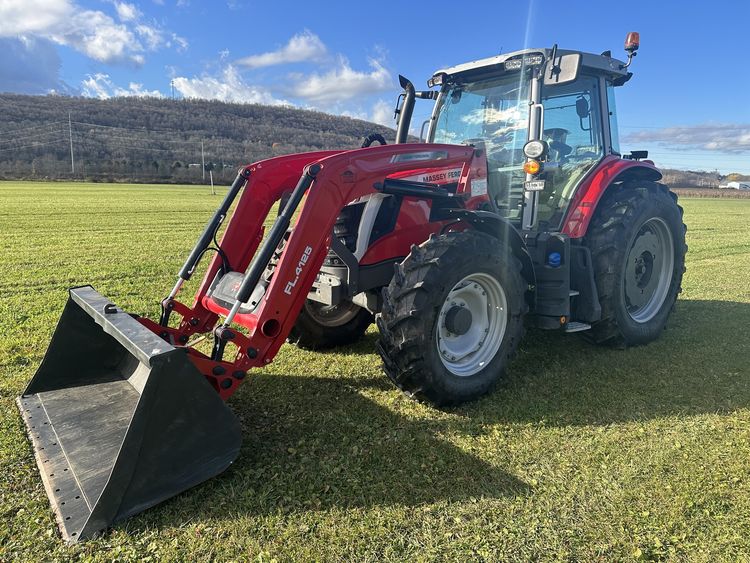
left=419, top=119, right=430, bottom=143
left=576, top=96, right=591, bottom=132
left=575, top=97, right=589, bottom=119
left=544, top=53, right=581, bottom=86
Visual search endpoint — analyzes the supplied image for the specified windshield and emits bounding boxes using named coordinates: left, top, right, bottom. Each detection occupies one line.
left=432, top=73, right=531, bottom=221
left=430, top=72, right=605, bottom=228
left=432, top=74, right=530, bottom=153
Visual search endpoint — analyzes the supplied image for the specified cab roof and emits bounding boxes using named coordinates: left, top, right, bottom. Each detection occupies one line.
left=433, top=47, right=629, bottom=83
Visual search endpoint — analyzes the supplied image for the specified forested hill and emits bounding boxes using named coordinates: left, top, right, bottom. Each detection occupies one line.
left=2, top=94, right=746, bottom=188
left=0, top=94, right=396, bottom=184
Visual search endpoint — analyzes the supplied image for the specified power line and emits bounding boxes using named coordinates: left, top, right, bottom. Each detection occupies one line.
left=0, top=139, right=68, bottom=153
left=72, top=138, right=206, bottom=158
left=73, top=141, right=191, bottom=154
left=71, top=120, right=197, bottom=135
left=0, top=121, right=66, bottom=137
left=0, top=128, right=66, bottom=145
left=73, top=131, right=213, bottom=146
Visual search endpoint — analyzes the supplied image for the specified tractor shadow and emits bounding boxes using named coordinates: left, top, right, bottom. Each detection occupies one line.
left=298, top=300, right=750, bottom=429
left=124, top=300, right=746, bottom=533
left=448, top=299, right=750, bottom=427
left=125, top=372, right=529, bottom=533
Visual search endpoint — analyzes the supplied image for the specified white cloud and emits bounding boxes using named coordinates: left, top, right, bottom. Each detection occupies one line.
left=81, top=73, right=112, bottom=98
left=172, top=65, right=288, bottom=105
left=624, top=123, right=750, bottom=154
left=0, top=0, right=182, bottom=65
left=114, top=1, right=140, bottom=21
left=135, top=23, right=163, bottom=50
left=334, top=100, right=395, bottom=128
left=0, top=0, right=72, bottom=35
left=289, top=57, right=392, bottom=104
left=170, top=33, right=188, bottom=52
left=237, top=30, right=327, bottom=69
left=370, top=99, right=394, bottom=127
left=62, top=10, right=144, bottom=64
left=81, top=73, right=163, bottom=98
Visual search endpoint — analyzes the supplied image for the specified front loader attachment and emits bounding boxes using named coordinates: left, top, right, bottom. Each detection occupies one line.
left=16, top=286, right=241, bottom=542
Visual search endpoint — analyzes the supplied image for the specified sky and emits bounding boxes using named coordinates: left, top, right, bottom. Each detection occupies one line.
left=1, top=0, right=749, bottom=174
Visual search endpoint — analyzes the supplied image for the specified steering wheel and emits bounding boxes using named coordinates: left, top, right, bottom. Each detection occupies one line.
left=361, top=133, right=387, bottom=148
left=487, top=147, right=524, bottom=167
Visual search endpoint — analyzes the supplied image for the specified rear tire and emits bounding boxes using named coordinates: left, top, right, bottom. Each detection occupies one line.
left=584, top=181, right=687, bottom=346
left=288, top=300, right=372, bottom=350
left=376, top=230, right=527, bottom=406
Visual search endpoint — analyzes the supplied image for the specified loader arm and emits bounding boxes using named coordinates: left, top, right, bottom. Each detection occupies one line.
left=192, top=143, right=477, bottom=398
left=151, top=151, right=344, bottom=341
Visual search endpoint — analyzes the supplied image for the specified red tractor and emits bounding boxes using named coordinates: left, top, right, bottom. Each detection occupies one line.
left=18, top=33, right=686, bottom=541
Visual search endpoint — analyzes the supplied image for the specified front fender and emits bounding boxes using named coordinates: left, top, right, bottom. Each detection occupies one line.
left=440, top=209, right=535, bottom=289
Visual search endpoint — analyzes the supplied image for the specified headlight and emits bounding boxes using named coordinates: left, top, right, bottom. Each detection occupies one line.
left=504, top=54, right=544, bottom=71
left=523, top=140, right=548, bottom=159
left=427, top=73, right=446, bottom=88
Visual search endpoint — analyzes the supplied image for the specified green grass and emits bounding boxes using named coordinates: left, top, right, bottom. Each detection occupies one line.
left=1, top=181, right=749, bottom=561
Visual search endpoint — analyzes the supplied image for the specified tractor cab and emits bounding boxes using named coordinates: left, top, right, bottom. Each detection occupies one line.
left=399, top=37, right=639, bottom=233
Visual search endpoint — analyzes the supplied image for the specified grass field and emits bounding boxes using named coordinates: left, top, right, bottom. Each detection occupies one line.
left=1, top=181, right=749, bottom=561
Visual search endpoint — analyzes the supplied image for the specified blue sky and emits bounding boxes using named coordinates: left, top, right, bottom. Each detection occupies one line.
left=1, top=0, right=748, bottom=174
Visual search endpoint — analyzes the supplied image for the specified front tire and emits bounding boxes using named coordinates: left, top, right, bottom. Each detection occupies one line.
left=376, top=231, right=527, bottom=406
left=584, top=181, right=687, bottom=345
left=288, top=300, right=372, bottom=350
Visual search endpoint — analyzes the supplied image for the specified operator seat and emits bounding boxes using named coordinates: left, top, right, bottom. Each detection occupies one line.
left=544, top=128, right=572, bottom=162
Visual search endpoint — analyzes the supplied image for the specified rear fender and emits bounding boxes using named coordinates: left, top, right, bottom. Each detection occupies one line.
left=561, top=156, right=662, bottom=239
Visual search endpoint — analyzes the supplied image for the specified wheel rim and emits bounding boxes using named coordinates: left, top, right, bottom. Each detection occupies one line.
left=304, top=300, right=360, bottom=327
left=435, top=273, right=508, bottom=377
left=624, top=217, right=675, bottom=323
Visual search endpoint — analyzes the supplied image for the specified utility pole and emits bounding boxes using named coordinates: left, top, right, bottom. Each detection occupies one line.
left=201, top=140, right=205, bottom=181
left=170, top=79, right=175, bottom=99
left=68, top=112, right=75, bottom=175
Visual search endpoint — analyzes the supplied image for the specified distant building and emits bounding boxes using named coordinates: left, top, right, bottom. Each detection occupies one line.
left=719, top=181, right=750, bottom=190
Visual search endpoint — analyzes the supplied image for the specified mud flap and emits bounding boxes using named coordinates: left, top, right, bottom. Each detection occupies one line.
left=16, top=286, right=242, bottom=542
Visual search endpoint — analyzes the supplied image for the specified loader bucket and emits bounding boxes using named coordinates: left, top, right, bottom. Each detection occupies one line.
left=16, top=286, right=242, bottom=542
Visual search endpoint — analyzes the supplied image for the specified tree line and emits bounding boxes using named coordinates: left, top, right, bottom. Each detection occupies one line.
left=2, top=93, right=745, bottom=188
